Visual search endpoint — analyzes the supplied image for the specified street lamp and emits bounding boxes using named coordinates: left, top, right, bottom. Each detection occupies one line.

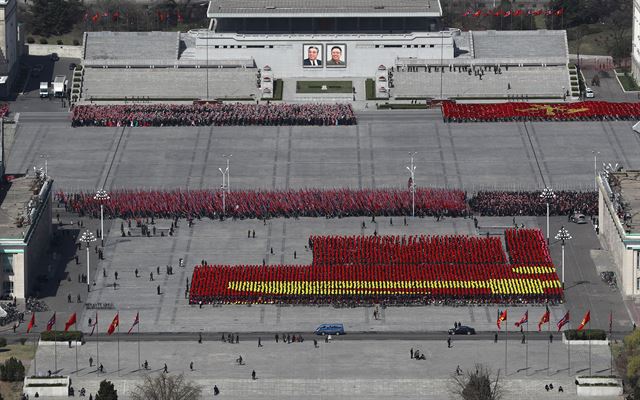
left=223, top=154, right=232, bottom=193
left=555, top=226, right=572, bottom=289
left=406, top=152, right=417, bottom=217
left=592, top=151, right=600, bottom=191
left=540, top=187, right=556, bottom=244
left=218, top=166, right=227, bottom=218
left=39, top=154, right=48, bottom=178
left=94, top=189, right=110, bottom=246
left=80, top=231, right=96, bottom=292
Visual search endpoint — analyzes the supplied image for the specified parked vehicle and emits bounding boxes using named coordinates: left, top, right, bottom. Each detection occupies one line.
left=314, top=323, right=345, bottom=335
left=448, top=326, right=476, bottom=335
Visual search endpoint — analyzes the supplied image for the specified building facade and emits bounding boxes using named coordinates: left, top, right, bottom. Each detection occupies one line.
left=0, top=0, right=18, bottom=98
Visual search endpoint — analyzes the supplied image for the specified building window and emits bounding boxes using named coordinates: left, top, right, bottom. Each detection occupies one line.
left=2, top=281, right=12, bottom=294
left=0, top=254, right=13, bottom=275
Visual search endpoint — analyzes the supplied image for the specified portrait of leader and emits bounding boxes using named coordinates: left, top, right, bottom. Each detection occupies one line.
left=326, top=44, right=346, bottom=67
left=303, top=44, right=323, bottom=67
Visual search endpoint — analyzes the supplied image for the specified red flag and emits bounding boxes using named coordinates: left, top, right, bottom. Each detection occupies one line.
left=91, top=12, right=100, bottom=23
left=26, top=313, right=35, bottom=333
left=472, top=10, right=482, bottom=17
left=555, top=8, right=564, bottom=16
left=557, top=311, right=570, bottom=331
left=497, top=309, right=507, bottom=329
left=503, top=10, right=511, bottom=17
left=127, top=312, right=139, bottom=334
left=462, top=10, right=471, bottom=16
left=46, top=313, right=56, bottom=332
left=538, top=306, right=550, bottom=331
left=514, top=310, right=528, bottom=327
left=514, top=9, right=523, bottom=16
left=64, top=313, right=77, bottom=332
left=577, top=310, right=590, bottom=331
left=107, top=313, right=119, bottom=335
left=493, top=9, right=504, bottom=16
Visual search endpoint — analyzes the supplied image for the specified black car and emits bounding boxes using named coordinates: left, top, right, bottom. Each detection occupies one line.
left=448, top=326, right=476, bottom=335
left=51, top=53, right=59, bottom=61
left=68, top=62, right=77, bottom=70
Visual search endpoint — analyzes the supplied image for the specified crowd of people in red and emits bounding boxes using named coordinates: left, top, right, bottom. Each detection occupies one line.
left=469, top=190, right=597, bottom=216
left=71, top=103, right=357, bottom=127
left=58, top=188, right=595, bottom=219
left=56, top=188, right=467, bottom=219
left=188, top=229, right=563, bottom=305
left=442, top=101, right=640, bottom=122
left=310, top=234, right=507, bottom=266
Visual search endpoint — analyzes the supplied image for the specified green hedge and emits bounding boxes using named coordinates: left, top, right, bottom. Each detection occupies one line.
left=40, top=331, right=83, bottom=342
left=565, top=329, right=607, bottom=340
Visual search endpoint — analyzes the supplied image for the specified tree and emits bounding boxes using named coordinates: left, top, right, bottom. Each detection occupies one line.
left=96, top=379, right=118, bottom=400
left=0, top=357, right=25, bottom=382
left=450, top=364, right=503, bottom=400
left=130, top=373, right=202, bottom=400
left=28, top=0, right=85, bottom=37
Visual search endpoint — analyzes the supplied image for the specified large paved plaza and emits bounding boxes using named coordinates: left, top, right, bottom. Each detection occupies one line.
left=7, top=112, right=640, bottom=192
left=5, top=112, right=639, bottom=399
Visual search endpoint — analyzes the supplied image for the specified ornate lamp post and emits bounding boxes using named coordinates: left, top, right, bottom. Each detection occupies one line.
left=94, top=189, right=110, bottom=246
left=555, top=226, right=572, bottom=289
left=80, top=231, right=97, bottom=292
left=540, top=187, right=556, bottom=244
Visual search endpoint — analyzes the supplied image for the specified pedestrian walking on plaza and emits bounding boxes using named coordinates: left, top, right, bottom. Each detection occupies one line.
left=190, top=362, right=193, bottom=371
left=157, top=266, right=160, bottom=275
left=75, top=255, right=79, bottom=264
left=248, top=230, right=251, bottom=238
left=89, top=356, right=93, bottom=367
left=163, top=363, right=168, bottom=373
left=494, top=333, right=498, bottom=343
left=252, top=230, right=255, bottom=238
left=103, top=269, right=106, bottom=278
left=236, top=334, right=239, bottom=343
left=294, top=251, right=297, bottom=259
left=114, top=271, right=118, bottom=280
left=135, top=269, right=138, bottom=278
left=198, top=333, right=202, bottom=344
left=314, top=339, right=318, bottom=348
left=549, top=334, right=553, bottom=343
left=77, top=294, right=81, bottom=303
left=275, top=334, right=279, bottom=343
left=252, top=370, right=256, bottom=380
left=258, top=337, right=262, bottom=347
left=521, top=334, right=526, bottom=344
left=68, top=293, right=72, bottom=303
left=410, top=348, right=414, bottom=359
left=157, top=285, right=161, bottom=295
left=447, top=337, right=452, bottom=348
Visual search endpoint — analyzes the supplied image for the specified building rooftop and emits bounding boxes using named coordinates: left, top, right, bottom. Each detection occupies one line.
left=84, top=31, right=180, bottom=63
left=0, top=175, right=49, bottom=241
left=606, top=170, right=640, bottom=234
left=207, top=0, right=442, bottom=18
left=471, top=30, right=568, bottom=61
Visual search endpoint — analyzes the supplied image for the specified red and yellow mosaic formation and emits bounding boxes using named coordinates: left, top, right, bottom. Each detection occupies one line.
left=189, top=228, right=563, bottom=304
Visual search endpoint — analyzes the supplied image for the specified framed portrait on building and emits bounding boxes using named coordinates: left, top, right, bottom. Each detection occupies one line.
left=325, top=44, right=346, bottom=67
left=303, top=44, right=323, bottom=67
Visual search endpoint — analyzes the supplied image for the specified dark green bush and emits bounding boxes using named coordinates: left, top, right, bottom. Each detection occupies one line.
left=0, top=337, right=7, bottom=348
left=565, top=329, right=607, bottom=341
left=27, top=37, right=35, bottom=44
left=56, top=40, right=63, bottom=45
left=73, top=39, right=80, bottom=46
left=39, top=38, right=48, bottom=44
left=40, top=331, right=82, bottom=342
left=0, top=357, right=25, bottom=381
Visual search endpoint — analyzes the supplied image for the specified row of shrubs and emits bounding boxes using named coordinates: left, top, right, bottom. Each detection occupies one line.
left=26, top=37, right=81, bottom=46
left=565, top=329, right=608, bottom=341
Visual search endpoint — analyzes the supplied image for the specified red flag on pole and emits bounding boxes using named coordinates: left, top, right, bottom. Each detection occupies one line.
left=46, top=313, right=56, bottom=332
left=107, top=313, right=119, bottom=335
left=26, top=313, right=35, bottom=333
left=64, top=313, right=77, bottom=332
left=497, top=309, right=507, bottom=329
left=514, top=310, right=528, bottom=327
left=557, top=311, right=570, bottom=331
left=127, top=312, right=139, bottom=334
left=577, top=310, right=590, bottom=331
left=538, top=306, right=550, bottom=331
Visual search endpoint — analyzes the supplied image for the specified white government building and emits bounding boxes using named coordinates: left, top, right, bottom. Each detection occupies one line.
left=77, top=0, right=573, bottom=103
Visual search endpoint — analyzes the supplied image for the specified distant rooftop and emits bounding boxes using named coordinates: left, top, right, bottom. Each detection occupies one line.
left=471, top=30, right=568, bottom=62
left=0, top=175, right=50, bottom=241
left=84, top=31, right=179, bottom=63
left=207, top=0, right=443, bottom=18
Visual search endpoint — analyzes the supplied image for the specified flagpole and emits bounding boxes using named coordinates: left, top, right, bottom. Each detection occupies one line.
left=504, top=312, right=508, bottom=375
left=137, top=311, right=141, bottom=372
left=525, top=310, right=529, bottom=376
left=75, top=326, right=78, bottom=375
left=610, top=310, right=613, bottom=374
left=547, top=310, right=551, bottom=377
left=117, top=311, right=120, bottom=376
left=589, top=318, right=591, bottom=376
left=567, top=319, right=571, bottom=376
left=53, top=316, right=57, bottom=373
left=96, top=312, right=99, bottom=375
